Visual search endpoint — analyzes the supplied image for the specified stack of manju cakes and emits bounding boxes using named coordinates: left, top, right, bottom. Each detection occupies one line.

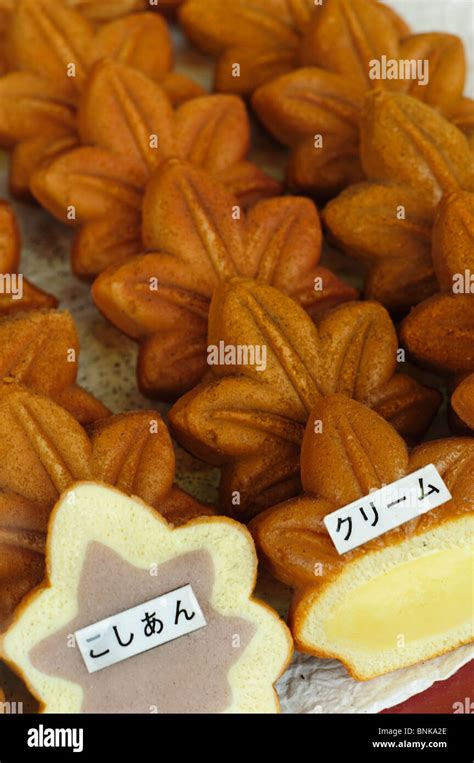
left=0, top=0, right=472, bottom=713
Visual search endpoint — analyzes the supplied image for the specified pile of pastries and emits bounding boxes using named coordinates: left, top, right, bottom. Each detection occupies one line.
left=0, top=0, right=472, bottom=714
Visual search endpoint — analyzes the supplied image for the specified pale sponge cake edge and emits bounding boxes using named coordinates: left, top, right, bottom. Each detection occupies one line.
left=1, top=482, right=293, bottom=713
left=290, top=513, right=473, bottom=680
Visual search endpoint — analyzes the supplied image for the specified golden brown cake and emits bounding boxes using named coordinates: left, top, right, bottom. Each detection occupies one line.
left=0, top=0, right=203, bottom=197
left=0, top=309, right=109, bottom=424
left=180, top=0, right=412, bottom=98
left=30, top=60, right=281, bottom=279
left=401, top=294, right=474, bottom=376
left=169, top=278, right=441, bottom=519
left=0, top=202, right=58, bottom=314
left=0, top=383, right=214, bottom=632
left=92, top=158, right=356, bottom=398
left=323, top=93, right=474, bottom=310
left=251, top=395, right=473, bottom=679
left=253, top=39, right=470, bottom=199
left=180, top=0, right=315, bottom=95
left=452, top=374, right=474, bottom=431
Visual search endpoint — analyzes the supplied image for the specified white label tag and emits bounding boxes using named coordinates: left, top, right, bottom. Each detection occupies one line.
left=324, top=464, right=452, bottom=555
left=75, top=584, right=207, bottom=674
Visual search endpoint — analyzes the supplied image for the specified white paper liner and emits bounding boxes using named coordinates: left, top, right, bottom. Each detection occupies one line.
left=278, top=646, right=474, bottom=714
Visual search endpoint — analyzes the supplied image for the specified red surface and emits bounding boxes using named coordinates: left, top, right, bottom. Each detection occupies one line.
left=382, top=660, right=473, bottom=714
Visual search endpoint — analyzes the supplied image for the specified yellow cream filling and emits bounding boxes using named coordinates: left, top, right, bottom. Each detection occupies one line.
left=324, top=548, right=474, bottom=652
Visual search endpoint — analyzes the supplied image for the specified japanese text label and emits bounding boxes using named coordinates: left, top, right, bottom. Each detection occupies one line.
left=324, top=464, right=452, bottom=555
left=75, top=584, right=207, bottom=673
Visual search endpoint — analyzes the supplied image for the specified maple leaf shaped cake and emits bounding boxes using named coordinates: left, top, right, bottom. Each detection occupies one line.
left=300, top=5, right=462, bottom=106
left=1, top=0, right=154, bottom=32
left=29, top=59, right=281, bottom=280
left=0, top=0, right=178, bottom=76
left=400, top=295, right=474, bottom=382
left=0, top=0, right=204, bottom=198
left=0, top=383, right=214, bottom=633
left=400, top=189, right=474, bottom=367
left=452, top=374, right=474, bottom=431
left=179, top=0, right=410, bottom=98
left=431, top=190, right=474, bottom=294
left=323, top=92, right=474, bottom=311
left=398, top=191, right=474, bottom=428
left=250, top=394, right=474, bottom=680
left=1, top=482, right=292, bottom=713
left=0, top=0, right=168, bottom=76
left=401, top=292, right=474, bottom=432
left=92, top=158, right=357, bottom=399
left=0, top=202, right=57, bottom=315
left=0, top=308, right=109, bottom=424
left=253, top=11, right=469, bottom=200
left=168, top=277, right=441, bottom=520
left=179, top=0, right=315, bottom=96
